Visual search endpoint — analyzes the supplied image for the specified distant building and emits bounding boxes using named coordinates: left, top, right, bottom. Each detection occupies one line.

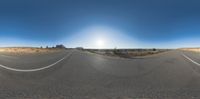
left=55, top=44, right=66, bottom=49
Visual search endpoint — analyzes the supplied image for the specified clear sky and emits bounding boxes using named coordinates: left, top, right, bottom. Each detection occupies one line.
left=0, top=0, right=200, bottom=48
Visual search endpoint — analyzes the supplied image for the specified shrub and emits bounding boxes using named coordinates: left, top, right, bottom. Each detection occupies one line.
left=113, top=48, right=121, bottom=55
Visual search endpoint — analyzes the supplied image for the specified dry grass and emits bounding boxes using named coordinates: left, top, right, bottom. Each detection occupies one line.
left=0, top=47, right=65, bottom=55
left=180, top=48, right=200, bottom=53
left=112, top=51, right=162, bottom=58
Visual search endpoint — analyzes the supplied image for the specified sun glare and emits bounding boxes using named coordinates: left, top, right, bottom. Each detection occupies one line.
left=96, top=38, right=105, bottom=48
left=66, top=25, right=135, bottom=49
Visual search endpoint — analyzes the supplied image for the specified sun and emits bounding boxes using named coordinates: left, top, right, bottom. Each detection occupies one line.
left=96, top=39, right=105, bottom=48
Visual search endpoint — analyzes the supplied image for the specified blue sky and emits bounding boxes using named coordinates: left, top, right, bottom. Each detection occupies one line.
left=0, top=0, right=200, bottom=48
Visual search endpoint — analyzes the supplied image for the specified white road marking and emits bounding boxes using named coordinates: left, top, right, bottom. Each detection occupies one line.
left=0, top=51, right=73, bottom=72
left=182, top=53, right=200, bottom=66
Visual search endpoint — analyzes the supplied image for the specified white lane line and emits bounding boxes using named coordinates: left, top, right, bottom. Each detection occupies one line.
left=182, top=53, right=200, bottom=66
left=0, top=51, right=73, bottom=72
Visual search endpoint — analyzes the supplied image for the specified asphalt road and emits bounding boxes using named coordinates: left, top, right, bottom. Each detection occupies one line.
left=0, top=49, right=200, bottom=99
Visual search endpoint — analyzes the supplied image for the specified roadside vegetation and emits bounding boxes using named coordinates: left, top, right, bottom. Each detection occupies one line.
left=180, top=48, right=200, bottom=53
left=86, top=48, right=169, bottom=58
left=0, top=45, right=66, bottom=55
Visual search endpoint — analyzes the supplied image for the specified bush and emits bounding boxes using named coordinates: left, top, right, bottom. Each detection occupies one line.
left=36, top=50, right=39, bottom=53
left=113, top=48, right=121, bottom=55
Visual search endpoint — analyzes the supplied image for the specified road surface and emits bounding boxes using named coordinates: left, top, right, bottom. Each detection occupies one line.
left=0, top=49, right=200, bottom=99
